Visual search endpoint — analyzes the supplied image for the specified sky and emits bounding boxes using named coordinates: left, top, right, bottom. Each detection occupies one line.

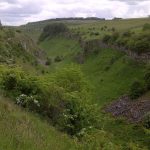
left=0, top=0, right=150, bottom=26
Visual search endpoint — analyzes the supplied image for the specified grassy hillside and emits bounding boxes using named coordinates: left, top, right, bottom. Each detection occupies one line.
left=0, top=93, right=79, bottom=150
left=0, top=18, right=149, bottom=150
left=38, top=35, right=150, bottom=149
left=20, top=17, right=150, bottom=41
left=39, top=37, right=82, bottom=72
left=40, top=37, right=81, bottom=57
left=0, top=28, right=46, bottom=74
left=82, top=49, right=145, bottom=105
left=38, top=34, right=146, bottom=106
left=70, top=18, right=150, bottom=40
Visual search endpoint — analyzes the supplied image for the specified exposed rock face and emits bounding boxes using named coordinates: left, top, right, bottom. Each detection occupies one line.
left=105, top=95, right=150, bottom=123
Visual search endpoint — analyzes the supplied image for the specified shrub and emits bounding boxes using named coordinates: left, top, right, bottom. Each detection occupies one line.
left=2, top=72, right=18, bottom=90
left=0, top=65, right=100, bottom=137
left=54, top=56, right=62, bottom=62
left=5, top=29, right=15, bottom=38
left=16, top=29, right=21, bottom=33
left=1, top=68, right=40, bottom=96
left=53, top=65, right=89, bottom=93
left=59, top=92, right=99, bottom=137
left=111, top=27, right=115, bottom=32
left=110, top=32, right=119, bottom=42
left=143, top=23, right=150, bottom=31
left=142, top=112, right=150, bottom=129
left=94, top=32, right=99, bottom=36
left=144, top=70, right=150, bottom=89
left=45, top=57, right=52, bottom=65
left=16, top=94, right=40, bottom=111
left=49, top=65, right=99, bottom=136
left=122, top=31, right=132, bottom=37
left=102, top=34, right=111, bottom=43
left=131, top=39, right=150, bottom=54
left=129, top=80, right=145, bottom=99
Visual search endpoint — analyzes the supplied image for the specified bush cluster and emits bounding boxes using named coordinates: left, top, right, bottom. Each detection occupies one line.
left=143, top=23, right=150, bottom=31
left=142, top=112, right=150, bottom=129
left=102, top=26, right=150, bottom=54
left=39, top=23, right=68, bottom=42
left=129, top=68, right=150, bottom=100
left=129, top=80, right=145, bottom=99
left=0, top=65, right=100, bottom=137
left=54, top=56, right=63, bottom=62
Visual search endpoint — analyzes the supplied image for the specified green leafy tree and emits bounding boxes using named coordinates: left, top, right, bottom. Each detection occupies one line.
left=39, top=23, right=68, bottom=42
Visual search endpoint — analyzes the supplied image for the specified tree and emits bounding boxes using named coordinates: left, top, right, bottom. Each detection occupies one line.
left=39, top=23, right=68, bottom=42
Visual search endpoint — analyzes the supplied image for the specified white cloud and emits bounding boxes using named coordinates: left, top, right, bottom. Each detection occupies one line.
left=0, top=0, right=149, bottom=26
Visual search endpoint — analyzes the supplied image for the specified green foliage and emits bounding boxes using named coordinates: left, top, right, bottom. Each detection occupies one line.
left=0, top=65, right=99, bottom=137
left=103, top=32, right=120, bottom=44
left=1, top=67, right=40, bottom=96
left=110, top=32, right=120, bottom=43
left=54, top=65, right=88, bottom=92
left=0, top=95, right=79, bottom=150
left=144, top=70, right=150, bottom=89
left=142, top=112, right=150, bottom=129
left=16, top=94, right=40, bottom=111
left=58, top=92, right=99, bottom=137
left=122, top=31, right=132, bottom=37
left=49, top=66, right=100, bottom=136
left=5, top=29, right=15, bottom=38
left=102, top=34, right=111, bottom=43
left=45, top=57, right=52, bottom=65
left=39, top=23, right=68, bottom=42
left=54, top=55, right=63, bottom=62
left=143, top=23, right=150, bottom=31
left=129, top=80, right=145, bottom=99
left=131, top=38, right=150, bottom=54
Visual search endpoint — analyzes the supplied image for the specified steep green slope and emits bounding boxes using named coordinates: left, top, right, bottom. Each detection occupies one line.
left=40, top=37, right=81, bottom=57
left=0, top=28, right=46, bottom=74
left=0, top=94, right=79, bottom=150
left=82, top=49, right=145, bottom=105
left=39, top=36, right=149, bottom=150
left=39, top=35, right=146, bottom=106
left=39, top=37, right=82, bottom=71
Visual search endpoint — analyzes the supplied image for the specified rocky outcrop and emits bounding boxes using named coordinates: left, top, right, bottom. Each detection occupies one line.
left=105, top=95, right=150, bottom=123
left=63, top=32, right=150, bottom=63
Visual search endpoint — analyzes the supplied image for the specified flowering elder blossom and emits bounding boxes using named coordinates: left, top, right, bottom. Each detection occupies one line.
left=16, top=94, right=40, bottom=107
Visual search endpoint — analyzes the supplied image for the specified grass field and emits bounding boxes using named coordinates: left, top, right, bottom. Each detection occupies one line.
left=0, top=93, right=79, bottom=150
left=21, top=17, right=150, bottom=41
left=82, top=49, right=145, bottom=105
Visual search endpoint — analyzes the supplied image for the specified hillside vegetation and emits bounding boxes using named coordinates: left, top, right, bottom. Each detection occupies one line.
left=0, top=27, right=46, bottom=73
left=0, top=18, right=150, bottom=150
left=0, top=93, right=79, bottom=150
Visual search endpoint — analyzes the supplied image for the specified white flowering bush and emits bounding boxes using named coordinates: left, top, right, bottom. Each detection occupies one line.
left=58, top=92, right=100, bottom=137
left=16, top=94, right=28, bottom=107
left=16, top=94, right=40, bottom=111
